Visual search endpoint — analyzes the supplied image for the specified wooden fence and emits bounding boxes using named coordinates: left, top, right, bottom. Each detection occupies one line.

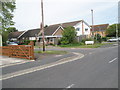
left=0, top=41, right=34, bottom=60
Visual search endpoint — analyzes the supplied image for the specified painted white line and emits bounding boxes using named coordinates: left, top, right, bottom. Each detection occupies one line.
left=66, top=84, right=75, bottom=88
left=109, top=58, right=117, bottom=63
left=1, top=52, right=84, bottom=80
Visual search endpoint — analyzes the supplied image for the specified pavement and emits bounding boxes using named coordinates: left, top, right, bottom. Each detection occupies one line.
left=0, top=56, right=34, bottom=68
left=1, top=43, right=119, bottom=88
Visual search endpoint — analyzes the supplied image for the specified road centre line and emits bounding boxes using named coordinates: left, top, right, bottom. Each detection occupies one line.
left=109, top=58, right=117, bottom=63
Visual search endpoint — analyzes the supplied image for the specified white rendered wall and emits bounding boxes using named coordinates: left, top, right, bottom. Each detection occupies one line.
left=74, top=22, right=90, bottom=36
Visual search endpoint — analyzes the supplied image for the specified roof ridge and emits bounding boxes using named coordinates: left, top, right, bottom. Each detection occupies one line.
left=49, top=20, right=82, bottom=26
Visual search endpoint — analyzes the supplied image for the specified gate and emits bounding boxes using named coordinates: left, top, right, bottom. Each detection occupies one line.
left=0, top=41, right=34, bottom=60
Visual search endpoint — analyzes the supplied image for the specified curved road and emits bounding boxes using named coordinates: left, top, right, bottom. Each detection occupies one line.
left=2, top=45, right=118, bottom=88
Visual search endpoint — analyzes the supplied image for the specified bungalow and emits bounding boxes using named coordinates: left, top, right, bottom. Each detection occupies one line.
left=90, top=24, right=109, bottom=37
left=8, top=31, right=25, bottom=41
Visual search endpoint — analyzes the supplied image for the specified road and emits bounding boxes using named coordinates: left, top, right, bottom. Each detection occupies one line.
left=2, top=45, right=118, bottom=88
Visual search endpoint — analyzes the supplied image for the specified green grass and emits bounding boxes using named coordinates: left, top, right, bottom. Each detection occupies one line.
left=35, top=50, right=68, bottom=54
left=59, top=42, right=114, bottom=48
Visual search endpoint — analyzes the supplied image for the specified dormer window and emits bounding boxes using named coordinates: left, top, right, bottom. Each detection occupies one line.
left=76, top=28, right=80, bottom=31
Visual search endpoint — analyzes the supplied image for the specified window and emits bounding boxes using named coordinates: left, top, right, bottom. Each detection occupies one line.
left=85, top=28, right=88, bottom=31
left=76, top=28, right=80, bottom=31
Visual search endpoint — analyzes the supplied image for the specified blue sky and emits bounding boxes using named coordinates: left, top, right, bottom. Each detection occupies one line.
left=13, top=0, right=119, bottom=31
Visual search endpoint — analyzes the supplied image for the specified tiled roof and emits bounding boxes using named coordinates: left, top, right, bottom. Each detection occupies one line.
left=90, top=24, right=109, bottom=31
left=8, top=31, right=24, bottom=39
left=43, top=20, right=83, bottom=35
left=21, top=29, right=40, bottom=37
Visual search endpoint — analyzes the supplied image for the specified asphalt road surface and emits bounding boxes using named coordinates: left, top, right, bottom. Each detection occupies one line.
left=2, top=45, right=118, bottom=88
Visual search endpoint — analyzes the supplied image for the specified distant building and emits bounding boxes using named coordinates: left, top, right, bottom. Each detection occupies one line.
left=90, top=24, right=109, bottom=37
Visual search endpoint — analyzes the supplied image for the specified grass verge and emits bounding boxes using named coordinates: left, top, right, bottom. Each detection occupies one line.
left=59, top=43, right=113, bottom=48
left=35, top=50, right=68, bottom=54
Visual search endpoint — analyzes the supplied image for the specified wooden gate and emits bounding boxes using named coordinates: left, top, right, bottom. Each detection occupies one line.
left=0, top=41, right=34, bottom=60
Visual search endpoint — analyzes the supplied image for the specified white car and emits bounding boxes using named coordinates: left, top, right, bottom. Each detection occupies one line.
left=107, top=38, right=120, bottom=42
left=8, top=42, right=18, bottom=45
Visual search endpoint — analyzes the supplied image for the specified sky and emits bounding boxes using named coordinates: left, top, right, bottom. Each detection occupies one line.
left=12, top=0, right=119, bottom=31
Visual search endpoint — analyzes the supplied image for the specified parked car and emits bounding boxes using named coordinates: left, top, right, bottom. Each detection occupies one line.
left=8, top=42, right=18, bottom=45
left=107, top=37, right=120, bottom=42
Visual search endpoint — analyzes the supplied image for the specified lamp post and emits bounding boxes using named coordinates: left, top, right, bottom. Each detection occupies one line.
left=91, top=9, right=94, bottom=40
left=41, top=0, right=45, bottom=51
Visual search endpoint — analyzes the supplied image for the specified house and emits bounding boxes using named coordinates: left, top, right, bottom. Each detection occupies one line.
left=8, top=20, right=91, bottom=45
left=90, top=24, right=109, bottom=37
left=8, top=29, right=40, bottom=41
left=8, top=31, right=25, bottom=41
left=39, top=20, right=91, bottom=44
left=20, top=29, right=40, bottom=40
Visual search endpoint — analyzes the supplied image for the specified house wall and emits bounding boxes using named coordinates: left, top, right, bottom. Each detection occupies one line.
left=53, top=28, right=63, bottom=36
left=29, top=37, right=36, bottom=40
left=74, top=22, right=91, bottom=36
left=93, top=31, right=106, bottom=37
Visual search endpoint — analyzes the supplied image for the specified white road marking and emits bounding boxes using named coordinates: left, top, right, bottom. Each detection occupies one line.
left=66, top=84, right=75, bottom=88
left=1, top=53, right=84, bottom=80
left=109, top=58, right=117, bottom=63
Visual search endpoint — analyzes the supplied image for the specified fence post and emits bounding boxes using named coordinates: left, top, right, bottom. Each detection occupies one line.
left=29, top=41, right=34, bottom=60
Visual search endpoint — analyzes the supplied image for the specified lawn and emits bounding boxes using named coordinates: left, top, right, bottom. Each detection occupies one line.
left=35, top=50, right=68, bottom=54
left=59, top=43, right=113, bottom=48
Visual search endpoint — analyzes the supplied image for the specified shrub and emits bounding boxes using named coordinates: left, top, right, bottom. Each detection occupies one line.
left=94, top=34, right=102, bottom=43
left=102, top=37, right=107, bottom=41
left=60, top=26, right=77, bottom=45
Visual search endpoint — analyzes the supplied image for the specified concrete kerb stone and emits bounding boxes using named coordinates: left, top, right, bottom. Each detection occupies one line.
left=1, top=52, right=84, bottom=80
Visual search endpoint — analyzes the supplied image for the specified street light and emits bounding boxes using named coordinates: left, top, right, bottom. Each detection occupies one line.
left=91, top=9, right=94, bottom=40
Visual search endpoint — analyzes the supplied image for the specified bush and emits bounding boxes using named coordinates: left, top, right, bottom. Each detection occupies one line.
left=94, top=34, right=102, bottom=43
left=102, top=37, right=107, bottom=41
left=60, top=26, right=77, bottom=45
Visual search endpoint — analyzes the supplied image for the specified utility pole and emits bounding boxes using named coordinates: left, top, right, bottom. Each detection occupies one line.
left=41, top=0, right=45, bottom=51
left=116, top=23, right=118, bottom=39
left=91, top=9, right=94, bottom=40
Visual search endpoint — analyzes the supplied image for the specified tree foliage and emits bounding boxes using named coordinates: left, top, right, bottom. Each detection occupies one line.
left=60, top=26, right=77, bottom=45
left=0, top=1, right=16, bottom=31
left=0, top=1, right=16, bottom=45
left=106, top=24, right=120, bottom=37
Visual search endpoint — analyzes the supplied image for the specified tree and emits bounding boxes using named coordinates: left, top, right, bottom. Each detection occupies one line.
left=60, top=26, right=77, bottom=45
left=0, top=1, right=16, bottom=45
left=6, top=27, right=18, bottom=33
left=106, top=24, right=120, bottom=37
